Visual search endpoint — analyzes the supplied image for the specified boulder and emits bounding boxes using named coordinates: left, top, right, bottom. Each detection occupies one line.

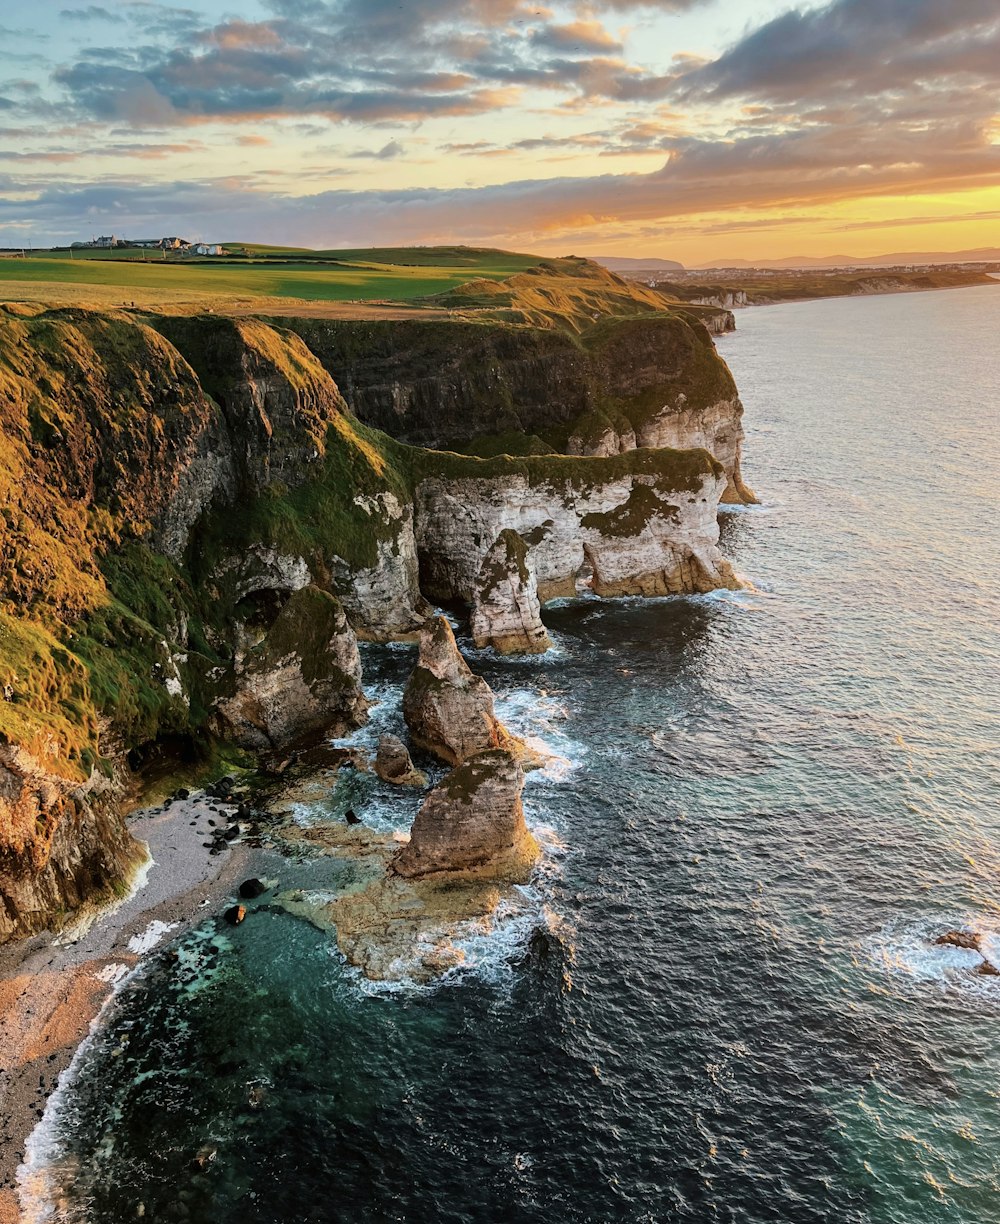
left=213, top=585, right=367, bottom=752
left=470, top=529, right=551, bottom=655
left=224, top=905, right=246, bottom=925
left=374, top=734, right=426, bottom=787
left=934, top=929, right=982, bottom=951
left=402, top=617, right=538, bottom=768
left=238, top=878, right=267, bottom=899
left=393, top=749, right=539, bottom=880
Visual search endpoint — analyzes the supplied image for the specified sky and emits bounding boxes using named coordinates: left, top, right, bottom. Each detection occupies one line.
left=1, top=0, right=999, bottom=263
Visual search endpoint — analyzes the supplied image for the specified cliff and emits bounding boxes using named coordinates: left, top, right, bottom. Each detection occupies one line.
left=0, top=278, right=750, bottom=940
left=282, top=309, right=754, bottom=504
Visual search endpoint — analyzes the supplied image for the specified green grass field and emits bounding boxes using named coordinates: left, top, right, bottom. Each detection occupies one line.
left=0, top=245, right=543, bottom=304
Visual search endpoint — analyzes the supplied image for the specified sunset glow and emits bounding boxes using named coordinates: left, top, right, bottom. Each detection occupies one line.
left=2, top=0, right=999, bottom=262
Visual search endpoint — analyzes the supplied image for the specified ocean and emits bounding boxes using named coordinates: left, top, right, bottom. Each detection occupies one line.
left=21, top=283, right=1000, bottom=1223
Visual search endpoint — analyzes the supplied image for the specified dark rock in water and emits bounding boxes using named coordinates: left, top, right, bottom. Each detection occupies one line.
left=374, top=734, right=425, bottom=786
left=935, top=929, right=982, bottom=951
left=190, top=1144, right=217, bottom=1171
left=345, top=809, right=362, bottom=825
left=224, top=825, right=240, bottom=841
left=975, top=959, right=1000, bottom=977
left=236, top=802, right=252, bottom=819
left=175, top=788, right=190, bottom=800
left=224, top=905, right=246, bottom=925
left=239, top=878, right=267, bottom=899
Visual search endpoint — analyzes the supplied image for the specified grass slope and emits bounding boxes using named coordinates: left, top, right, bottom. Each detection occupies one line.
left=0, top=246, right=545, bottom=307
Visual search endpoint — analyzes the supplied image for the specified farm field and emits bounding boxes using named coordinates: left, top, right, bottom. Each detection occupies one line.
left=0, top=245, right=543, bottom=309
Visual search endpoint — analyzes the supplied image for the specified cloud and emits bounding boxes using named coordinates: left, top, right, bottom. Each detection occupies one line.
left=7, top=0, right=1000, bottom=256
left=45, top=0, right=710, bottom=128
left=676, top=0, right=1000, bottom=104
left=59, top=5, right=124, bottom=21
left=4, top=103, right=998, bottom=247
left=530, top=20, right=623, bottom=53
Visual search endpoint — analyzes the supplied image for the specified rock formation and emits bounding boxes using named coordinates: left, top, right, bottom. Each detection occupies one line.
left=416, top=454, right=741, bottom=607
left=374, top=734, right=426, bottom=787
left=393, top=749, right=538, bottom=880
left=471, top=529, right=551, bottom=654
left=0, top=743, right=144, bottom=943
left=402, top=617, right=531, bottom=767
left=0, top=279, right=749, bottom=940
left=213, top=585, right=366, bottom=751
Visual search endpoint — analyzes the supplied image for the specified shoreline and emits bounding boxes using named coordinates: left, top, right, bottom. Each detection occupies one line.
left=709, top=276, right=1000, bottom=313
left=0, top=793, right=262, bottom=1224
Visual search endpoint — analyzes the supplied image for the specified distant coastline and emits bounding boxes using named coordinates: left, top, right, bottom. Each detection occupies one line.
left=610, top=264, right=1000, bottom=312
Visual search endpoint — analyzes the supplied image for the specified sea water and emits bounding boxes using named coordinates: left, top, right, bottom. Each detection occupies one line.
left=21, top=284, right=1000, bottom=1222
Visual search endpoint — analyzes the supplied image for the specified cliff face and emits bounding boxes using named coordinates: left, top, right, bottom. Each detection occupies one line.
left=283, top=311, right=755, bottom=504
left=0, top=289, right=749, bottom=941
left=414, top=450, right=740, bottom=605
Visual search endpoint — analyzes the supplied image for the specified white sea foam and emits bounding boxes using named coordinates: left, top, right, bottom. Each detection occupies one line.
left=93, top=962, right=131, bottom=985
left=18, top=958, right=150, bottom=1223
left=127, top=919, right=179, bottom=955
left=493, top=687, right=585, bottom=782
left=866, top=916, right=1000, bottom=1003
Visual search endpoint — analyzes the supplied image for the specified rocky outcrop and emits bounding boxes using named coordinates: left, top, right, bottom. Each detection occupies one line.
left=586, top=394, right=754, bottom=505
left=213, top=585, right=366, bottom=751
left=0, top=743, right=144, bottom=943
left=471, top=529, right=551, bottom=654
left=394, top=749, right=538, bottom=880
left=416, top=452, right=741, bottom=607
left=402, top=618, right=523, bottom=766
left=374, top=734, right=426, bottom=787
left=330, top=492, right=431, bottom=639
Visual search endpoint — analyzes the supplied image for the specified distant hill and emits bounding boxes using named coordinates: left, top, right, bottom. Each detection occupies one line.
left=694, top=247, right=1000, bottom=270
left=592, top=256, right=685, bottom=272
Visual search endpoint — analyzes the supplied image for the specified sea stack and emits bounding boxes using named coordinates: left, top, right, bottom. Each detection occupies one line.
left=393, top=749, right=538, bottom=880
left=471, top=529, right=552, bottom=655
left=403, top=616, right=533, bottom=766
left=374, top=734, right=426, bottom=787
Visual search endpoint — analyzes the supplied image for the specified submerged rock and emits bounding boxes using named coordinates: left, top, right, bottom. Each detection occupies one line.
left=402, top=617, right=543, bottom=768
left=213, top=584, right=367, bottom=752
left=224, top=905, right=246, bottom=925
left=238, top=878, right=267, bottom=899
left=471, top=529, right=552, bottom=655
left=393, top=749, right=539, bottom=881
left=374, top=734, right=427, bottom=787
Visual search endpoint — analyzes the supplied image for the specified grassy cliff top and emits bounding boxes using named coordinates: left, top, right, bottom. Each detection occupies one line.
left=0, top=245, right=549, bottom=313
left=0, top=247, right=690, bottom=331
left=419, top=257, right=681, bottom=333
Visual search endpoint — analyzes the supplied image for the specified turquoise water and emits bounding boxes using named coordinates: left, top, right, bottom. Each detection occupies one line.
left=23, top=284, right=1000, bottom=1222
